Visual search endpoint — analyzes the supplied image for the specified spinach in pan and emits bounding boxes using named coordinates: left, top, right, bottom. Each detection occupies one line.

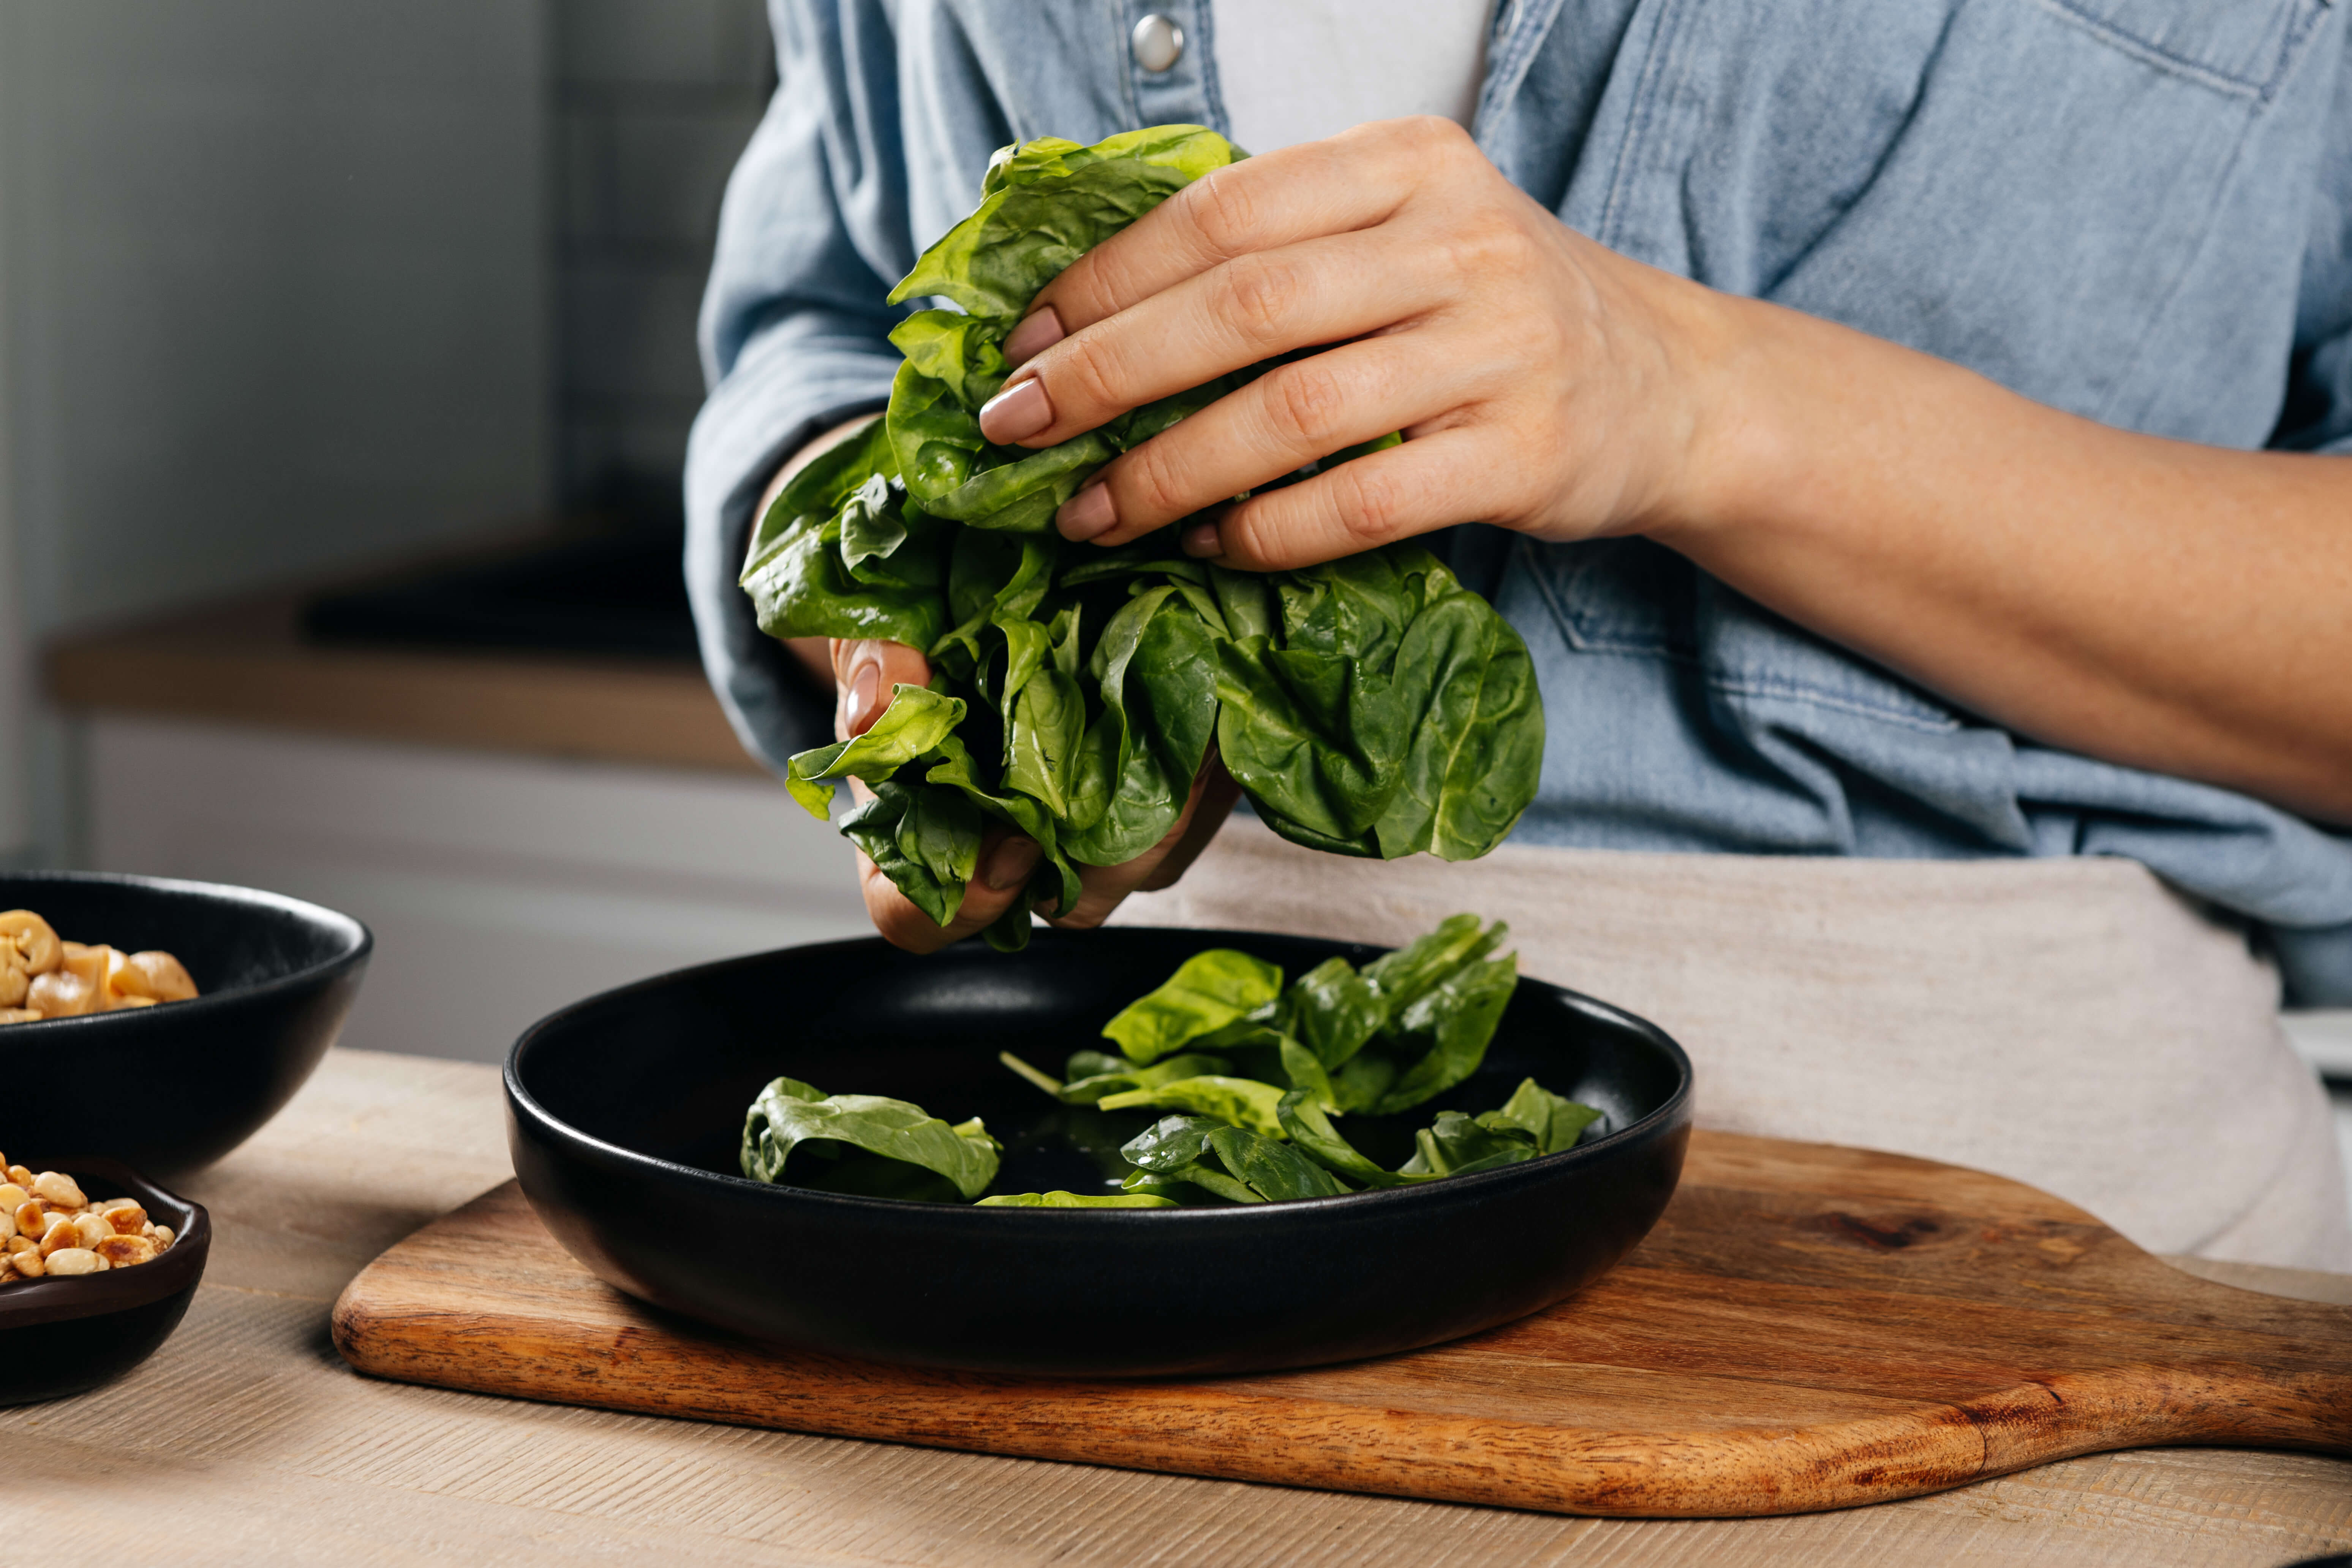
left=738, top=916, right=1603, bottom=1207
left=744, top=126, right=1544, bottom=948
left=741, top=1076, right=1001, bottom=1201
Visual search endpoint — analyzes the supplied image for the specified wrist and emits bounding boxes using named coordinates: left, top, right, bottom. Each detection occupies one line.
left=1635, top=284, right=1804, bottom=553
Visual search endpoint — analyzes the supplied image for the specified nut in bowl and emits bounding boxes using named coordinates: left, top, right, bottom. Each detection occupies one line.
left=0, top=1155, right=210, bottom=1407
left=0, top=872, right=371, bottom=1178
left=0, top=1159, right=182, bottom=1283
left=0, top=907, right=200, bottom=1025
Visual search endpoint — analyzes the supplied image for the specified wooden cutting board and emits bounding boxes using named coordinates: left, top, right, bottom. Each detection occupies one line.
left=331, top=1131, right=2352, bottom=1518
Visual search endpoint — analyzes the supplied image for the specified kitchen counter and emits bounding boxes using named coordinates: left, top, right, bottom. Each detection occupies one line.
left=46, top=580, right=764, bottom=775
left=7, top=1048, right=2347, bottom=1567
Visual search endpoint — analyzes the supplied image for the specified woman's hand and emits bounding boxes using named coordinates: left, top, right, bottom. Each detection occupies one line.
left=974, top=116, right=1739, bottom=568
left=973, top=116, right=2352, bottom=822
left=827, top=639, right=1241, bottom=953
left=757, top=420, right=1242, bottom=952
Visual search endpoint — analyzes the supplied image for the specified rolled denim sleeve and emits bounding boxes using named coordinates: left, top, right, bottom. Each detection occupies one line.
left=683, top=0, right=914, bottom=772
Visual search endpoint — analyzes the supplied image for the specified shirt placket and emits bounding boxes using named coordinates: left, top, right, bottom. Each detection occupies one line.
left=1118, top=2, right=1227, bottom=137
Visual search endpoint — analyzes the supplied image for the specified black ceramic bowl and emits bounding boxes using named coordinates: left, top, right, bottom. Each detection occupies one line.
left=0, top=1157, right=211, bottom=1405
left=0, top=873, right=371, bottom=1178
left=509, top=926, right=1693, bottom=1378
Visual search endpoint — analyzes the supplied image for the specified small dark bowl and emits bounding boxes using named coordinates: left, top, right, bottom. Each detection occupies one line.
left=0, top=1157, right=211, bottom=1405
left=508, top=926, right=1693, bottom=1378
left=0, top=873, right=371, bottom=1178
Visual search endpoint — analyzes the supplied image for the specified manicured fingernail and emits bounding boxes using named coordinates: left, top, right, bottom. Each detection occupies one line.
left=1057, top=480, right=1117, bottom=542
left=846, top=656, right=882, bottom=732
left=978, top=375, right=1053, bottom=443
left=982, top=835, right=1041, bottom=891
left=1002, top=307, right=1064, bottom=366
left=1180, top=521, right=1223, bottom=559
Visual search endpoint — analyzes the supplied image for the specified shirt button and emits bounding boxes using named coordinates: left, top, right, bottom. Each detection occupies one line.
left=1131, top=13, right=1185, bottom=73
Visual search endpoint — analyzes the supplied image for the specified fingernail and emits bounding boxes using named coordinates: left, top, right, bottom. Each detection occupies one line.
left=982, top=835, right=1041, bottom=891
left=1057, top=479, right=1116, bottom=542
left=1180, top=521, right=1223, bottom=559
left=1002, top=307, right=1064, bottom=367
left=978, top=375, right=1053, bottom=444
left=846, top=656, right=882, bottom=732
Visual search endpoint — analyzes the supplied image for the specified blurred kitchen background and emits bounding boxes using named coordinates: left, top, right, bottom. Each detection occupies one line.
left=0, top=0, right=866, bottom=1067
left=0, top=2, right=2344, bottom=1178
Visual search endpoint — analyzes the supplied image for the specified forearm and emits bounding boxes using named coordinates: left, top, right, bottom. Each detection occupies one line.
left=1658, top=298, right=2352, bottom=823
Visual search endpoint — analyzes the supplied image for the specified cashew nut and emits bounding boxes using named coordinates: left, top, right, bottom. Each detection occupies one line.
left=116, top=951, right=198, bottom=1003
left=0, top=911, right=60, bottom=975
left=27, top=970, right=96, bottom=1019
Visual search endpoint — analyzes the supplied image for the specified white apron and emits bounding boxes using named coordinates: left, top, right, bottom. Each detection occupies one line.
left=1113, top=818, right=2352, bottom=1271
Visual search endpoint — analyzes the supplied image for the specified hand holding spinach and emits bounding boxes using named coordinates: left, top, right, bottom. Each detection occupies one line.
left=746, top=127, right=1545, bottom=949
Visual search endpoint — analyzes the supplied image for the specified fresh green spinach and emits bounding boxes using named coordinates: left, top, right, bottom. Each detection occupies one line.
left=744, top=126, right=1544, bottom=945
left=739, top=921, right=1603, bottom=1208
left=741, top=1076, right=1001, bottom=1200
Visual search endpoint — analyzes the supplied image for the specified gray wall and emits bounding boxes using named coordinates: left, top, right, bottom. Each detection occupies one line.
left=553, top=0, right=773, bottom=523
left=0, top=0, right=553, bottom=638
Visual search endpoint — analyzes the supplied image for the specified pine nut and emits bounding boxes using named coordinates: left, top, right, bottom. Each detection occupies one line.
left=0, top=1167, right=175, bottom=1285
left=94, top=1235, right=154, bottom=1267
left=30, top=1172, right=84, bottom=1209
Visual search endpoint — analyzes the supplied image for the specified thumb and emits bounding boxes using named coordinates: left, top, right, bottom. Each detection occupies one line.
left=832, top=639, right=934, bottom=739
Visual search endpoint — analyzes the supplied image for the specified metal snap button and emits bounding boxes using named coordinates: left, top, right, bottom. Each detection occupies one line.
left=1131, top=13, right=1185, bottom=73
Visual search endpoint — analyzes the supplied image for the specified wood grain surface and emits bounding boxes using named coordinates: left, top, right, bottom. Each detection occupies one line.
left=9, top=1051, right=2348, bottom=1567
left=332, top=1130, right=2352, bottom=1520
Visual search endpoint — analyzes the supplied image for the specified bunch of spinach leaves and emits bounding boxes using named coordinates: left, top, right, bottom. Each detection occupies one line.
left=737, top=918, right=1603, bottom=1207
left=743, top=126, right=1545, bottom=948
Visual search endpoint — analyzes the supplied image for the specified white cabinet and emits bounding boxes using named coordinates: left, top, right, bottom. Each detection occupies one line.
left=86, top=717, right=869, bottom=1063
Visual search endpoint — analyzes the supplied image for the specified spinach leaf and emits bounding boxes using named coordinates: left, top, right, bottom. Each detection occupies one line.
left=1329, top=1052, right=1399, bottom=1115
left=1478, top=1076, right=1604, bottom=1154
left=1115, top=1113, right=1347, bottom=1203
left=1205, top=1125, right=1354, bottom=1200
left=1056, top=1051, right=1234, bottom=1105
left=1288, top=956, right=1384, bottom=1069
left=837, top=781, right=984, bottom=928
left=1276, top=1088, right=1437, bottom=1189
left=1401, top=1111, right=1540, bottom=1178
left=741, top=1076, right=1001, bottom=1200
left=1361, top=914, right=1492, bottom=1019
left=1118, top=1113, right=1223, bottom=1173
left=1100, top=948, right=1283, bottom=1063
left=975, top=1190, right=1178, bottom=1208
left=1372, top=951, right=1520, bottom=1114
left=1275, top=1035, right=1340, bottom=1113
left=1096, top=1074, right=1287, bottom=1135
left=784, top=684, right=967, bottom=818
left=1128, top=1162, right=1263, bottom=1204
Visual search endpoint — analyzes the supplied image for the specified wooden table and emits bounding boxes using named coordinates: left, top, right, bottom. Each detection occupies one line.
left=9, top=1050, right=2349, bottom=1566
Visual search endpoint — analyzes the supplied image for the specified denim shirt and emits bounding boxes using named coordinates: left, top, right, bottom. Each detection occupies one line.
left=686, top=0, right=2352, bottom=1002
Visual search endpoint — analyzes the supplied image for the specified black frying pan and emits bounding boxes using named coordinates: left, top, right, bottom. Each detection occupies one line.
left=506, top=925, right=1693, bottom=1378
